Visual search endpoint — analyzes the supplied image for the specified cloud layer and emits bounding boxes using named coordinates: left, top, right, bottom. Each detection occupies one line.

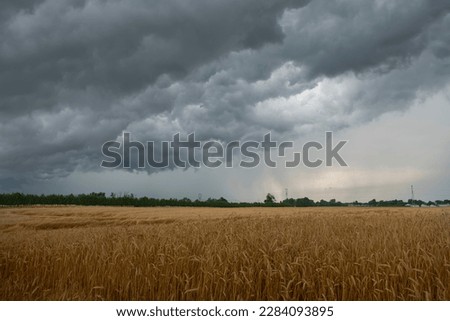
left=0, top=0, right=449, bottom=198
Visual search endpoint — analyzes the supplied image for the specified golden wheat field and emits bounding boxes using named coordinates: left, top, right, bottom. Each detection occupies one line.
left=0, top=206, right=449, bottom=300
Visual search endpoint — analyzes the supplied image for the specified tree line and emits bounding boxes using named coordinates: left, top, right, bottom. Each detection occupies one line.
left=0, top=192, right=448, bottom=208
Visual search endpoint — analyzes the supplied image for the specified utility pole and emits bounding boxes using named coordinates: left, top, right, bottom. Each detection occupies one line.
left=285, top=188, right=288, bottom=200
left=411, top=185, right=415, bottom=205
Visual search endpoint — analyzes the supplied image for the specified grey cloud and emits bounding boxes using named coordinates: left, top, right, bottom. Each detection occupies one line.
left=0, top=0, right=308, bottom=115
left=0, top=0, right=310, bottom=178
left=281, top=0, right=450, bottom=78
left=0, top=0, right=449, bottom=183
left=0, top=176, right=26, bottom=192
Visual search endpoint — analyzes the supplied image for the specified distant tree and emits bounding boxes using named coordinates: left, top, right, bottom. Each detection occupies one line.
left=296, top=197, right=315, bottom=207
left=218, top=197, right=228, bottom=203
left=1, top=192, right=433, bottom=208
left=264, top=193, right=276, bottom=204
left=282, top=198, right=296, bottom=206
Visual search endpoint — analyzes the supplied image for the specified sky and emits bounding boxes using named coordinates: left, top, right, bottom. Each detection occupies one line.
left=0, top=0, right=449, bottom=202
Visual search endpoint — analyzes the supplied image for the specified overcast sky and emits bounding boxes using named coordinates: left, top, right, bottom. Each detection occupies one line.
left=0, top=0, right=449, bottom=202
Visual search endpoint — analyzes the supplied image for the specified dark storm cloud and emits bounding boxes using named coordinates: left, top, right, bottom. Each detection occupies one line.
left=0, top=0, right=309, bottom=176
left=0, top=176, right=25, bottom=192
left=282, top=0, right=450, bottom=78
left=0, top=0, right=307, bottom=115
left=0, top=0, right=449, bottom=181
left=165, top=0, right=450, bottom=138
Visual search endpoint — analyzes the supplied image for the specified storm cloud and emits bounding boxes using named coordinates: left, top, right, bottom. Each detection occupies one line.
left=0, top=0, right=449, bottom=199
